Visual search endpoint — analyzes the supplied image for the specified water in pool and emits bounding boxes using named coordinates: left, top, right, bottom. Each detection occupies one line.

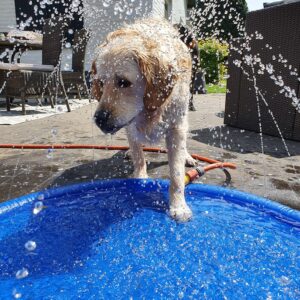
left=0, top=180, right=299, bottom=299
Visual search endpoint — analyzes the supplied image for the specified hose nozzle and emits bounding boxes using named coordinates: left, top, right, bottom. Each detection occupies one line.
left=185, top=167, right=205, bottom=185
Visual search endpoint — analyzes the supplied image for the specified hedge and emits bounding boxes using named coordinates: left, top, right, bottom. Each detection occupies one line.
left=199, top=39, right=229, bottom=84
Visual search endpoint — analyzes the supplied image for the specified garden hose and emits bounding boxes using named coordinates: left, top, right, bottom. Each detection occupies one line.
left=0, top=144, right=237, bottom=184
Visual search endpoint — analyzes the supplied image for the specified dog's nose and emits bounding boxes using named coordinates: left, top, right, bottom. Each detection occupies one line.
left=94, top=110, right=110, bottom=125
left=94, top=110, right=116, bottom=133
left=94, top=110, right=110, bottom=126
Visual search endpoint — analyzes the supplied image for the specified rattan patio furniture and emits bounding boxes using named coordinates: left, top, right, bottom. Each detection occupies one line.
left=264, top=0, right=300, bottom=8
left=224, top=1, right=300, bottom=141
left=61, top=28, right=90, bottom=100
left=0, top=18, right=70, bottom=115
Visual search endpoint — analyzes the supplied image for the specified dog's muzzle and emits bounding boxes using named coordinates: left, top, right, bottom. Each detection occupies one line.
left=94, top=110, right=120, bottom=134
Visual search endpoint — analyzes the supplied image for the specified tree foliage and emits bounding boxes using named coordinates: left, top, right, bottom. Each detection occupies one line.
left=199, top=39, right=229, bottom=84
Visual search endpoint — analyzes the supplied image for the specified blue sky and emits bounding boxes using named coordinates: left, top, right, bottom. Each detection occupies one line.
left=247, top=0, right=275, bottom=11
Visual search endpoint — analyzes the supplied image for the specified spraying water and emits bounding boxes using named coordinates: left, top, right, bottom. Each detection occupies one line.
left=0, top=0, right=300, bottom=297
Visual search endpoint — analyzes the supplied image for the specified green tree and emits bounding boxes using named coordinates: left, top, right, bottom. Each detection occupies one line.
left=198, top=39, right=229, bottom=84
left=191, top=0, right=248, bottom=42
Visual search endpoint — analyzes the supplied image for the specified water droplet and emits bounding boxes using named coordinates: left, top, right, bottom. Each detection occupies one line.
left=65, top=42, right=71, bottom=49
left=279, top=275, right=291, bottom=285
left=51, top=128, right=58, bottom=136
left=103, top=0, right=111, bottom=8
left=33, top=201, right=44, bottom=215
left=46, top=148, right=54, bottom=159
left=266, top=63, right=274, bottom=74
left=25, top=240, right=37, bottom=251
left=37, top=193, right=44, bottom=201
left=16, top=268, right=29, bottom=279
left=12, top=289, right=22, bottom=299
left=126, top=8, right=133, bottom=15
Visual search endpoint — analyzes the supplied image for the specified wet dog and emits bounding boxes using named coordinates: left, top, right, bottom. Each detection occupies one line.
left=92, top=18, right=195, bottom=222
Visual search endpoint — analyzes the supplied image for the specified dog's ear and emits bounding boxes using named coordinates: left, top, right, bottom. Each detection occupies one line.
left=91, top=60, right=103, bottom=101
left=137, top=54, right=178, bottom=111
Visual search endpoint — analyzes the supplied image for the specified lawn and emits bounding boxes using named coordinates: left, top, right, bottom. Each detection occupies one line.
left=206, top=80, right=227, bottom=94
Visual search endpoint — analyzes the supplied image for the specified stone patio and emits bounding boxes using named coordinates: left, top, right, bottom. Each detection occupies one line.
left=0, top=94, right=299, bottom=209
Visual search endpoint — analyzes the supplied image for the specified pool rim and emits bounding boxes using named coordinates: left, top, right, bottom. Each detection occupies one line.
left=1, top=179, right=300, bottom=224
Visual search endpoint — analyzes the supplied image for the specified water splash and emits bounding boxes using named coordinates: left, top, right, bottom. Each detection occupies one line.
left=12, top=289, right=22, bottom=299
left=15, top=268, right=29, bottom=279
left=25, top=240, right=37, bottom=251
left=33, top=201, right=44, bottom=215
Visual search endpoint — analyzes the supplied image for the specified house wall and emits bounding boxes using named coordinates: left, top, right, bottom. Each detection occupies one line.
left=83, top=0, right=189, bottom=68
left=0, top=0, right=16, bottom=32
left=83, top=0, right=154, bottom=68
left=165, top=0, right=172, bottom=20
left=152, top=0, right=165, bottom=18
left=7, top=0, right=188, bottom=70
left=170, top=0, right=187, bottom=24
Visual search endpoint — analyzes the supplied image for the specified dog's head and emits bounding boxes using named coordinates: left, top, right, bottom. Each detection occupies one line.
left=92, top=29, right=177, bottom=134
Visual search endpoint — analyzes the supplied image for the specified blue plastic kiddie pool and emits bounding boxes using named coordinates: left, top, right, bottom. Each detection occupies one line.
left=0, top=179, right=299, bottom=299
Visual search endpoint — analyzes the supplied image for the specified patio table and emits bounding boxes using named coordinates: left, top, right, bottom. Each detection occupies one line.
left=0, top=30, right=42, bottom=63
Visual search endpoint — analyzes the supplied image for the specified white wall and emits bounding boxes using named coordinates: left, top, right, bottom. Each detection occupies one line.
left=83, top=0, right=187, bottom=69
left=151, top=0, right=165, bottom=18
left=0, top=0, right=17, bottom=32
left=165, top=0, right=172, bottom=20
left=170, top=0, right=187, bottom=24
left=3, top=0, right=188, bottom=71
left=83, top=0, right=153, bottom=69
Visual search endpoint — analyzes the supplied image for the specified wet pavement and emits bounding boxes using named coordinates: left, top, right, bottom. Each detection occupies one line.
left=0, top=94, right=300, bottom=209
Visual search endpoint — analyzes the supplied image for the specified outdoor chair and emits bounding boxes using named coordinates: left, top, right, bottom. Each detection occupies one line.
left=224, top=1, right=300, bottom=141
left=0, top=18, right=70, bottom=115
left=61, top=28, right=90, bottom=100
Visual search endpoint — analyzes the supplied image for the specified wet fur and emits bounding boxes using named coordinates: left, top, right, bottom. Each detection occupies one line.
left=92, top=18, right=195, bottom=222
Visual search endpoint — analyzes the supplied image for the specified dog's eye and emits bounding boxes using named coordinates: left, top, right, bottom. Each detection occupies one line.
left=116, top=77, right=132, bottom=88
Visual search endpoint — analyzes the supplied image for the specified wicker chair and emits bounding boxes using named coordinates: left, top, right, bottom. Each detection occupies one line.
left=0, top=18, right=70, bottom=114
left=224, top=1, right=300, bottom=141
left=61, top=28, right=90, bottom=100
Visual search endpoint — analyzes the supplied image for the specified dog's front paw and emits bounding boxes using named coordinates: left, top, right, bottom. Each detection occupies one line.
left=169, top=204, right=193, bottom=222
left=185, top=154, right=198, bottom=167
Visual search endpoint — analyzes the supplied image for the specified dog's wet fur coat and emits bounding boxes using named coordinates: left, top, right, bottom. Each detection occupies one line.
left=92, top=18, right=196, bottom=222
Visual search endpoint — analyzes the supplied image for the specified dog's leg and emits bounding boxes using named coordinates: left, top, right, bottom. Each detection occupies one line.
left=127, top=133, right=148, bottom=179
left=166, top=128, right=192, bottom=222
left=130, top=141, right=148, bottom=178
left=188, top=94, right=196, bottom=111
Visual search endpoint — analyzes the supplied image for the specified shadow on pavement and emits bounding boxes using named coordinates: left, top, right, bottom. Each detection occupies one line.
left=48, top=151, right=169, bottom=188
left=191, top=125, right=300, bottom=158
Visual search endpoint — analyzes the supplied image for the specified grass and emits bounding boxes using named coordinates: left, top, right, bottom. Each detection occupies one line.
left=206, top=80, right=227, bottom=94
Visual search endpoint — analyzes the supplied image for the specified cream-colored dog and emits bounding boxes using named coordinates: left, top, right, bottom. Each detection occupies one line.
left=92, top=18, right=195, bottom=222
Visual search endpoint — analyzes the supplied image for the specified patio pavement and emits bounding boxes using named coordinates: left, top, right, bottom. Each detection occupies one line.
left=0, top=94, right=300, bottom=210
left=0, top=98, right=90, bottom=125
